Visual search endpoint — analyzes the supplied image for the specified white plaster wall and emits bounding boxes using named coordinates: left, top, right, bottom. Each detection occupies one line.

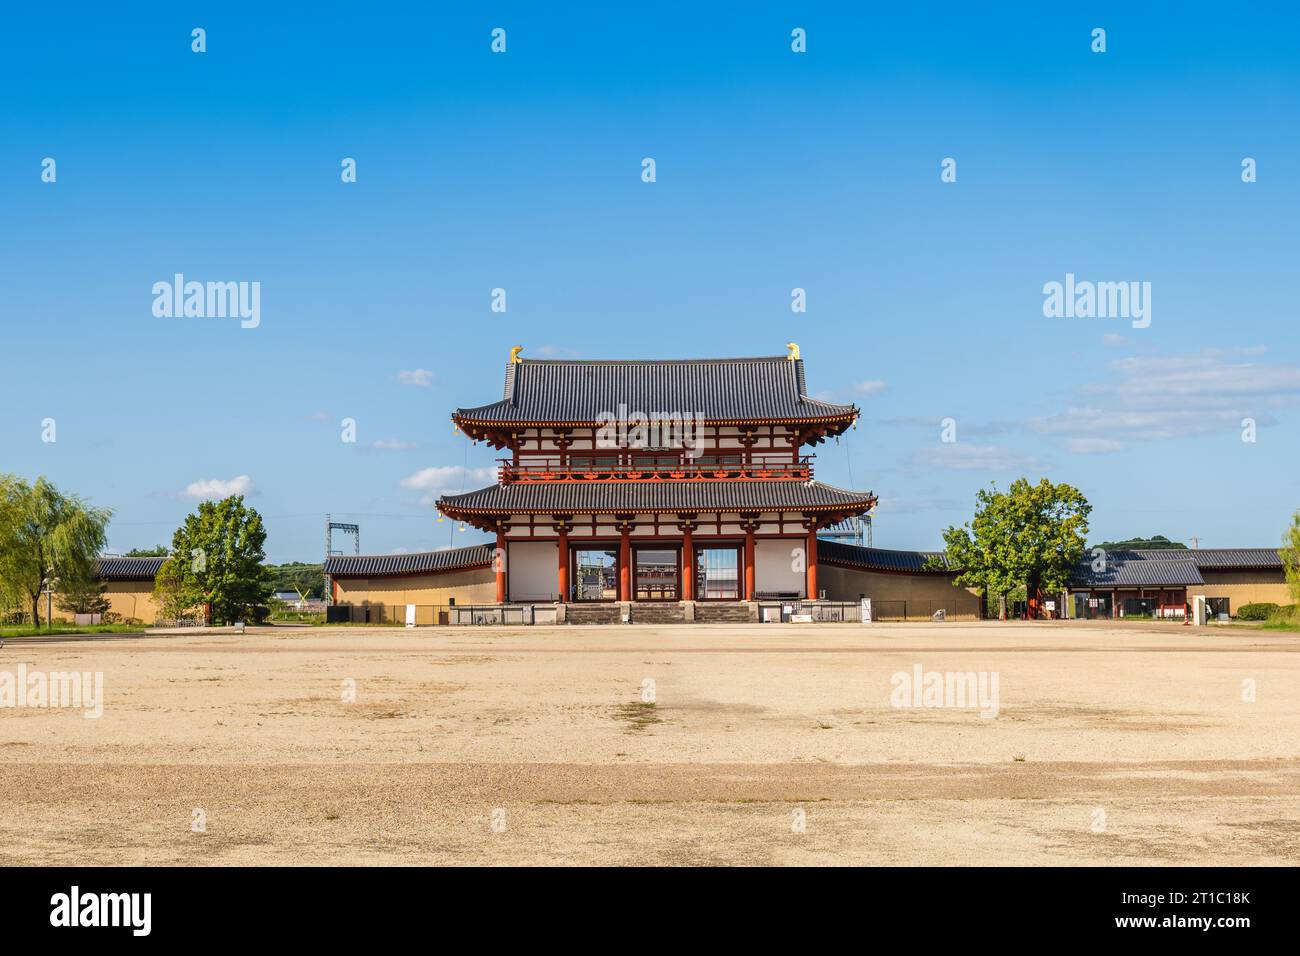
left=755, top=537, right=806, bottom=596
left=509, top=540, right=558, bottom=600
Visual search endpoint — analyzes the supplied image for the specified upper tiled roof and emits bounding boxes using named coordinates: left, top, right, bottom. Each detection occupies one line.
left=816, top=539, right=953, bottom=573
left=324, top=544, right=493, bottom=577
left=437, top=479, right=876, bottom=516
left=1178, top=548, right=1284, bottom=570
left=94, top=556, right=168, bottom=580
left=452, top=355, right=857, bottom=426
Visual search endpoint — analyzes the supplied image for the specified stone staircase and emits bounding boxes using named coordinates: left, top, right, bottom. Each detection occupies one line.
left=694, top=602, right=754, bottom=624
left=564, top=604, right=623, bottom=625
left=629, top=603, right=688, bottom=624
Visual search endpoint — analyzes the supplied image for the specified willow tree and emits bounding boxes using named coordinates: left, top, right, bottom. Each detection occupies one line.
left=1281, top=510, right=1300, bottom=604
left=0, top=475, right=111, bottom=627
left=937, top=478, right=1091, bottom=619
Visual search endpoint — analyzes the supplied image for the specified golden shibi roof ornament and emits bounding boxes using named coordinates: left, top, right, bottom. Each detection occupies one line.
left=786, top=342, right=800, bottom=361
left=509, top=345, right=524, bottom=364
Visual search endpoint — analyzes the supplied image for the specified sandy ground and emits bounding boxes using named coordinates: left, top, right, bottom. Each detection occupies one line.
left=1, top=621, right=1297, bottom=865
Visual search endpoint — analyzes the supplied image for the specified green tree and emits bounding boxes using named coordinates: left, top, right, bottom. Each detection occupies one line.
left=1095, top=535, right=1187, bottom=551
left=0, top=475, right=111, bottom=627
left=154, top=495, right=272, bottom=624
left=1281, top=510, right=1300, bottom=604
left=151, top=558, right=200, bottom=623
left=265, top=562, right=325, bottom=599
left=125, top=545, right=170, bottom=557
left=936, top=478, right=1092, bottom=620
left=55, top=578, right=112, bottom=616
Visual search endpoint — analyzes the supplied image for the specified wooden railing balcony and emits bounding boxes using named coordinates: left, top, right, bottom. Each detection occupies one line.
left=498, top=459, right=814, bottom=484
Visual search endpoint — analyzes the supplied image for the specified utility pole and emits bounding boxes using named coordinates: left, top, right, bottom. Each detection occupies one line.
left=1190, top=536, right=1199, bottom=550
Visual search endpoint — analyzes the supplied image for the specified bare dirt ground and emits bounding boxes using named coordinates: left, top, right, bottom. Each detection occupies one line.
left=2, top=621, right=1297, bottom=866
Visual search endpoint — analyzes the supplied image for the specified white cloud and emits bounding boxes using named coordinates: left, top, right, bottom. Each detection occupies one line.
left=183, top=475, right=254, bottom=500
left=396, top=369, right=434, bottom=387
left=853, top=379, right=888, bottom=396
left=400, top=465, right=496, bottom=505
left=373, top=439, right=416, bottom=450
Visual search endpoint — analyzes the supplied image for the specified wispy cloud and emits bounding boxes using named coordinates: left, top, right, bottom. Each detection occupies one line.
left=373, top=439, right=416, bottom=451
left=906, top=444, right=1045, bottom=473
left=396, top=369, right=434, bottom=387
left=1029, top=347, right=1300, bottom=448
left=536, top=344, right=581, bottom=358
left=183, top=475, right=254, bottom=500
left=853, top=379, right=888, bottom=396
left=1064, top=437, right=1124, bottom=454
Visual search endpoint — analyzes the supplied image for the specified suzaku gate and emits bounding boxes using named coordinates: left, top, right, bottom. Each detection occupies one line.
left=437, top=344, right=878, bottom=611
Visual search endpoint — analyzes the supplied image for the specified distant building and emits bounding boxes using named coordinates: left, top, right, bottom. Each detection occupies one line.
left=48, top=556, right=166, bottom=625
left=1066, top=548, right=1288, bottom=619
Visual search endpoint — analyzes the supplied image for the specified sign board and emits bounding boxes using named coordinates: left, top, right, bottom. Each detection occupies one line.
left=1044, top=600, right=1056, bottom=611
left=405, top=604, right=416, bottom=628
left=860, top=598, right=872, bottom=623
left=1089, top=599, right=1099, bottom=608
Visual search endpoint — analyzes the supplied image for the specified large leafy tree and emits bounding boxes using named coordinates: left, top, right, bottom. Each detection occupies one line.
left=938, top=478, right=1091, bottom=619
left=1281, top=510, right=1300, bottom=604
left=0, top=475, right=111, bottom=627
left=154, top=495, right=273, bottom=624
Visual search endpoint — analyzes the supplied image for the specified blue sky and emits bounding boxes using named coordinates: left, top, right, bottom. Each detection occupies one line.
left=2, top=3, right=1297, bottom=562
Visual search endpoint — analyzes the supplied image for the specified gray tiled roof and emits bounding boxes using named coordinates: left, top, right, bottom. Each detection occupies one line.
left=453, top=356, right=857, bottom=425
left=324, top=545, right=493, bottom=577
left=1177, top=548, right=1283, bottom=570
left=94, top=556, right=167, bottom=580
left=438, top=480, right=875, bottom=516
left=1070, top=550, right=1205, bottom=587
left=816, top=539, right=953, bottom=573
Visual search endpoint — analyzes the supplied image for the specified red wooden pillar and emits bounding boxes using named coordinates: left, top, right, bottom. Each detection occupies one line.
left=619, top=527, right=632, bottom=602
left=495, top=526, right=507, bottom=604
left=805, top=525, right=818, bottom=599
left=743, top=526, right=756, bottom=601
left=681, top=526, right=694, bottom=601
left=557, top=527, right=569, bottom=603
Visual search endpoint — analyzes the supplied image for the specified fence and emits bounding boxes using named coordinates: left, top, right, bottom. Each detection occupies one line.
left=872, top=599, right=978, bottom=622
left=324, top=604, right=559, bottom=626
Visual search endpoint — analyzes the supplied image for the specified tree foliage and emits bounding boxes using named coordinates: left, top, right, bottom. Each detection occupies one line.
left=125, top=545, right=170, bottom=557
left=153, top=495, right=272, bottom=624
left=266, top=562, right=325, bottom=599
left=0, top=475, right=111, bottom=626
left=1281, top=510, right=1300, bottom=604
left=1094, top=535, right=1187, bottom=551
left=937, top=478, right=1091, bottom=617
left=55, top=578, right=112, bottom=616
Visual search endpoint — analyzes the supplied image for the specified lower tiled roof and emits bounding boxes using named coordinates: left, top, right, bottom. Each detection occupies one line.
left=94, top=556, right=167, bottom=580
left=816, top=539, right=953, bottom=573
left=437, top=480, right=876, bottom=516
left=324, top=544, right=493, bottom=577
